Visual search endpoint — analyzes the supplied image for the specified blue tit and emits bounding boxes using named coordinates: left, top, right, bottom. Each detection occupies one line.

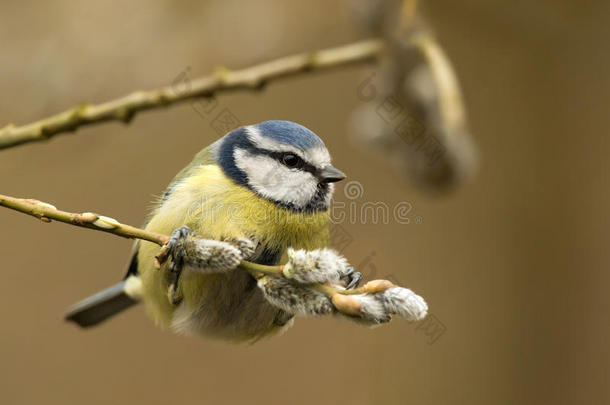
left=65, top=120, right=347, bottom=342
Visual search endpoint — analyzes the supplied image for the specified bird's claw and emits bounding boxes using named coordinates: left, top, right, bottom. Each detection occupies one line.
left=342, top=266, right=362, bottom=290
left=167, top=225, right=193, bottom=273
left=165, top=225, right=194, bottom=306
left=167, top=282, right=183, bottom=306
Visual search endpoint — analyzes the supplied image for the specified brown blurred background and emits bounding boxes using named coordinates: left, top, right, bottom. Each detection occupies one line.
left=1, top=1, right=609, bottom=404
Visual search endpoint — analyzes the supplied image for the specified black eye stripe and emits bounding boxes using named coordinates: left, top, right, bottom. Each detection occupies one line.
left=301, top=163, right=317, bottom=175
left=223, top=134, right=319, bottom=175
left=252, top=148, right=318, bottom=174
left=277, top=153, right=317, bottom=174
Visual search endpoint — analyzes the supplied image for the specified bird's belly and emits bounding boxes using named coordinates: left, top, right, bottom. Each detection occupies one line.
left=171, top=268, right=291, bottom=342
left=169, top=240, right=296, bottom=341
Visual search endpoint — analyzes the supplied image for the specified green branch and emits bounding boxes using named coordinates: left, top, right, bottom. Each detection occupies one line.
left=0, top=39, right=384, bottom=150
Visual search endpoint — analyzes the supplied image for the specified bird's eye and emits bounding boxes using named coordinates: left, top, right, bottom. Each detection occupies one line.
left=281, top=153, right=302, bottom=168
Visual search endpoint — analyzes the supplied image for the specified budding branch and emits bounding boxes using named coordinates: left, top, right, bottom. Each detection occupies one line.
left=0, top=192, right=399, bottom=301
left=0, top=39, right=384, bottom=150
left=0, top=193, right=168, bottom=245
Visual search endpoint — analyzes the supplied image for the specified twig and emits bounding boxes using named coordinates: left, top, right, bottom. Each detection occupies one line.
left=0, top=39, right=385, bottom=150
left=0, top=193, right=325, bottom=281
left=0, top=193, right=168, bottom=245
left=0, top=192, right=263, bottom=274
left=409, top=32, right=466, bottom=135
left=0, top=193, right=381, bottom=291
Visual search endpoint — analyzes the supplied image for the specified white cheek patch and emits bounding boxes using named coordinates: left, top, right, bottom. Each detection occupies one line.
left=234, top=148, right=319, bottom=208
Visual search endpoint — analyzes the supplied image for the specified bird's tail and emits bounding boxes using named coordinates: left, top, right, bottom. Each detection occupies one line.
left=64, top=275, right=143, bottom=328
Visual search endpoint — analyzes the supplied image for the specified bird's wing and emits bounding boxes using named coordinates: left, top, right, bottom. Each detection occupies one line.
left=122, top=141, right=221, bottom=279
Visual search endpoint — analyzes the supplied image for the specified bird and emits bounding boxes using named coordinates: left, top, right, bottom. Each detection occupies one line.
left=64, top=120, right=353, bottom=342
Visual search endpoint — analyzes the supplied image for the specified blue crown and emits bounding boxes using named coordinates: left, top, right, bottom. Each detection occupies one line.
left=254, top=120, right=325, bottom=150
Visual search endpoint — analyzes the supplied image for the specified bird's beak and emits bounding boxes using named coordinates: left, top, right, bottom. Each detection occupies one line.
left=319, top=165, right=347, bottom=183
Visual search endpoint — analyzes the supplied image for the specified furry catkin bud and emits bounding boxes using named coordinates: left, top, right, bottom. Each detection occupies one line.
left=258, top=277, right=334, bottom=316
left=332, top=293, right=391, bottom=324
left=352, top=294, right=392, bottom=324
left=282, top=248, right=350, bottom=284
left=225, top=237, right=256, bottom=260
left=378, top=287, right=428, bottom=321
left=182, top=238, right=243, bottom=273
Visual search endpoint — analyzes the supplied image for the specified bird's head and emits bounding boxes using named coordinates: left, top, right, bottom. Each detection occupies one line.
left=217, top=120, right=345, bottom=212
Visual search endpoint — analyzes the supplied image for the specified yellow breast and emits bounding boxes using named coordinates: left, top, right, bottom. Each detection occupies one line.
left=137, top=164, right=330, bottom=332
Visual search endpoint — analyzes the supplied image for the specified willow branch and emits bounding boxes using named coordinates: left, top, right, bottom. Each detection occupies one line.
left=0, top=193, right=322, bottom=281
left=0, top=193, right=375, bottom=291
left=0, top=193, right=169, bottom=246
left=1, top=192, right=428, bottom=322
left=0, top=39, right=385, bottom=150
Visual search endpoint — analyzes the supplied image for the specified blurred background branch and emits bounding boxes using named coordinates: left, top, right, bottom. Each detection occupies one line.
left=0, top=39, right=384, bottom=150
left=349, top=0, right=476, bottom=193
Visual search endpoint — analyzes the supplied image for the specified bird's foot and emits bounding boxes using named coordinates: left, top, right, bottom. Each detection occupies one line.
left=164, top=226, right=193, bottom=306
left=166, top=225, right=193, bottom=272
left=167, top=281, right=183, bottom=306
left=341, top=266, right=362, bottom=290
left=161, top=228, right=258, bottom=305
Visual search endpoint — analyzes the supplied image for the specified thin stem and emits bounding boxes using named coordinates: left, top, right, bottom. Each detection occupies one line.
left=310, top=283, right=341, bottom=297
left=409, top=32, right=466, bottom=132
left=0, top=193, right=396, bottom=295
left=0, top=39, right=384, bottom=150
left=0, top=192, right=281, bottom=272
left=238, top=262, right=284, bottom=278
left=0, top=193, right=169, bottom=246
left=0, top=193, right=395, bottom=294
left=0, top=192, right=411, bottom=321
